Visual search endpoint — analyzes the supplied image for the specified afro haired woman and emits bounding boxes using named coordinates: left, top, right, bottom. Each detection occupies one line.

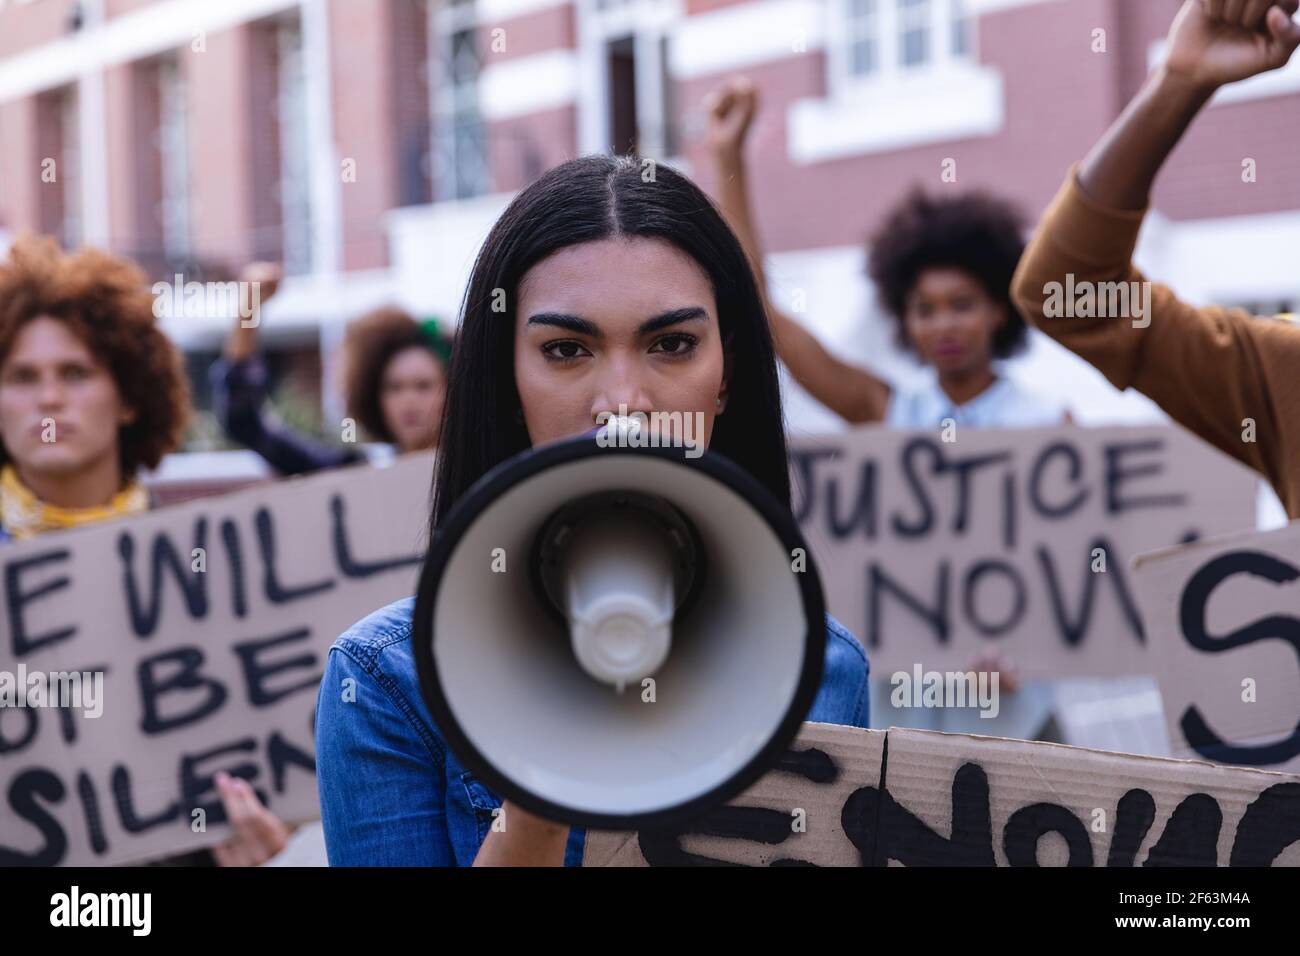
left=706, top=78, right=1068, bottom=430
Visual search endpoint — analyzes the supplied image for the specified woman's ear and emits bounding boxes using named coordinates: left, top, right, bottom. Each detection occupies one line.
left=119, top=404, right=138, bottom=427
left=715, top=378, right=730, bottom=416
left=718, top=329, right=736, bottom=416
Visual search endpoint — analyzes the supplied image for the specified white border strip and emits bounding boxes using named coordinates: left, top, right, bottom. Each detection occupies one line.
left=477, top=0, right=570, bottom=22
left=672, top=0, right=825, bottom=80
left=480, top=48, right=578, bottom=120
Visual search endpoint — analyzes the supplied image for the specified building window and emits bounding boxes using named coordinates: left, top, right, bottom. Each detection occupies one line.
left=951, top=0, right=970, bottom=57
left=791, top=0, right=999, bottom=162
left=276, top=18, right=313, bottom=275
left=394, top=0, right=433, bottom=207
left=157, top=56, right=191, bottom=263
left=846, top=0, right=879, bottom=78
left=606, top=35, right=637, bottom=154
left=245, top=15, right=314, bottom=272
left=430, top=0, right=491, bottom=201
left=833, top=0, right=973, bottom=91
left=35, top=85, right=80, bottom=249
left=127, top=54, right=188, bottom=278
left=579, top=0, right=680, bottom=161
left=898, top=0, right=929, bottom=68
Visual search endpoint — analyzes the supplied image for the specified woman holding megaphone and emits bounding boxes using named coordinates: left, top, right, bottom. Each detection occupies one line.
left=315, top=156, right=872, bottom=866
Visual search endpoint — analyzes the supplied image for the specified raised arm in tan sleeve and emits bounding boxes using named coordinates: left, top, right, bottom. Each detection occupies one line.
left=1012, top=166, right=1300, bottom=513
left=1014, top=1, right=1300, bottom=513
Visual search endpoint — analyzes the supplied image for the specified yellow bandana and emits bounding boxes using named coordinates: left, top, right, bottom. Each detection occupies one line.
left=0, top=465, right=149, bottom=541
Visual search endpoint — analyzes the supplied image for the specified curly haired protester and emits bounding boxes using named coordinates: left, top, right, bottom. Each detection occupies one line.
left=314, top=156, right=872, bottom=866
left=0, top=236, right=292, bottom=866
left=209, top=263, right=453, bottom=475
left=705, top=77, right=1068, bottom=430
left=1012, top=0, right=1300, bottom=517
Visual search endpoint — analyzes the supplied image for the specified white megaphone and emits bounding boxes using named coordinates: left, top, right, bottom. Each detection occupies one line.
left=412, top=425, right=827, bottom=830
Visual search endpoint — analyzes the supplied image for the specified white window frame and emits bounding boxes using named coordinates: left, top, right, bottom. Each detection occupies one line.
left=896, top=0, right=932, bottom=69
left=428, top=0, right=492, bottom=202
left=275, top=16, right=313, bottom=276
left=575, top=0, right=686, bottom=165
left=790, top=0, right=999, bottom=163
left=157, top=55, right=191, bottom=262
left=842, top=0, right=880, bottom=79
left=59, top=85, right=82, bottom=249
left=829, top=0, right=973, bottom=95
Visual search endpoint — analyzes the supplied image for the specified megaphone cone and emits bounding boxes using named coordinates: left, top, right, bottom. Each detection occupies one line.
left=412, top=433, right=826, bottom=830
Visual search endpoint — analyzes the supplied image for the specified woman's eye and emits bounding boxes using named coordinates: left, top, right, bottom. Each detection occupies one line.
left=62, top=366, right=91, bottom=382
left=542, top=340, right=590, bottom=362
left=649, top=333, right=698, bottom=356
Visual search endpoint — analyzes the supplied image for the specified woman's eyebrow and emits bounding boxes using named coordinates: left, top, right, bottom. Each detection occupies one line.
left=525, top=307, right=707, bottom=338
left=525, top=312, right=601, bottom=337
left=638, top=307, right=708, bottom=335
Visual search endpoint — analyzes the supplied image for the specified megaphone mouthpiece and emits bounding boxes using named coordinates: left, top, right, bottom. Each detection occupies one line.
left=553, top=495, right=682, bottom=689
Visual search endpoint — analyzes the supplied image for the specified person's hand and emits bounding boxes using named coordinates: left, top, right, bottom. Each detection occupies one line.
left=704, top=76, right=758, bottom=160
left=224, top=262, right=282, bottom=361
left=1164, top=0, right=1300, bottom=92
left=241, top=261, right=283, bottom=304
left=211, top=771, right=291, bottom=867
left=472, top=799, right=570, bottom=866
left=970, top=652, right=1020, bottom=695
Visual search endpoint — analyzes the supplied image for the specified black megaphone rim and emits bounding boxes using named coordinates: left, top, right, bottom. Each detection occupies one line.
left=411, top=432, right=827, bottom=831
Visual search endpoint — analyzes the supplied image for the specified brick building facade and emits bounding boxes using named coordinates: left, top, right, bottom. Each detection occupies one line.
left=0, top=0, right=1297, bottom=436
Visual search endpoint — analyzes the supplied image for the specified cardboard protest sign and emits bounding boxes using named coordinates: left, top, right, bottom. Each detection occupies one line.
left=877, top=728, right=1298, bottom=867
left=0, top=455, right=432, bottom=866
left=788, top=425, right=1257, bottom=678
left=1133, top=521, right=1300, bottom=777
left=583, top=724, right=1300, bottom=866
left=586, top=724, right=886, bottom=867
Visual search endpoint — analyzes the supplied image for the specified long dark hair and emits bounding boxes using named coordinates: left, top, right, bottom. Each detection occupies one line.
left=429, top=154, right=791, bottom=536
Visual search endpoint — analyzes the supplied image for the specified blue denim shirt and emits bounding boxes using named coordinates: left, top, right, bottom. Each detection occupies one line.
left=315, top=597, right=870, bottom=866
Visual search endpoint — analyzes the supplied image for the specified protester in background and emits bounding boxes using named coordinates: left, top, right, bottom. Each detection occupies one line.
left=0, top=236, right=291, bottom=866
left=705, top=77, right=1068, bottom=431
left=705, top=78, right=1068, bottom=741
left=1014, top=0, right=1300, bottom=518
left=210, top=262, right=453, bottom=475
left=315, top=155, right=871, bottom=866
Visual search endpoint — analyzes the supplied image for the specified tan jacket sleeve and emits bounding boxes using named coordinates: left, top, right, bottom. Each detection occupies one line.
left=1011, top=164, right=1300, bottom=511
